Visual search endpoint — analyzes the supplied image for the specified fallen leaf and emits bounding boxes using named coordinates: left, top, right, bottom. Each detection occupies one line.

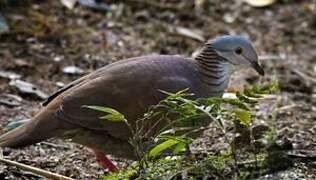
left=0, top=93, right=23, bottom=107
left=0, top=71, right=22, bottom=80
left=243, top=0, right=275, bottom=7
left=9, top=79, right=48, bottom=99
left=175, top=27, right=205, bottom=42
left=60, top=0, right=77, bottom=9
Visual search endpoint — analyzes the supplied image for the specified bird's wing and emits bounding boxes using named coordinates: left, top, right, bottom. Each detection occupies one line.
left=42, top=57, right=142, bottom=106
left=54, top=56, right=196, bottom=139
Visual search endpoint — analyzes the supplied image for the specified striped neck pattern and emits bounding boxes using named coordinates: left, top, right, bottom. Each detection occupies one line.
left=195, top=47, right=229, bottom=96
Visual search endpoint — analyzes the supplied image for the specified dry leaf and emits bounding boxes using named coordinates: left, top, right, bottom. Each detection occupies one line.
left=60, top=0, right=77, bottom=9
left=243, top=0, right=275, bottom=7
left=175, top=27, right=205, bottom=42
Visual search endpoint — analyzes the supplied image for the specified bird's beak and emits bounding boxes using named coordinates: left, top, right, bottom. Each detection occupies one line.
left=251, top=62, right=265, bottom=76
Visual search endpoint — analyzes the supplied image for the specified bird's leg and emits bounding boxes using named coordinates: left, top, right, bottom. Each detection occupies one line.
left=93, top=150, right=119, bottom=172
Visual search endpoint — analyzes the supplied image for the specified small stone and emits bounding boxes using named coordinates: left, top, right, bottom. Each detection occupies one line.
left=63, top=66, right=84, bottom=75
left=56, top=82, right=65, bottom=88
left=54, top=55, right=64, bottom=62
left=223, top=13, right=235, bottom=23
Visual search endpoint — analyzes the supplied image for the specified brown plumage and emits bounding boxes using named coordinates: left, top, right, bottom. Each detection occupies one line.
left=0, top=36, right=264, bottom=171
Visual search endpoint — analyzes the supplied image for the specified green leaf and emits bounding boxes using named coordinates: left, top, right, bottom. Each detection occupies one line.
left=236, top=92, right=258, bottom=104
left=149, top=139, right=179, bottom=157
left=260, top=77, right=279, bottom=94
left=249, top=85, right=264, bottom=94
left=234, top=110, right=251, bottom=126
left=99, top=114, right=125, bottom=122
left=159, top=88, right=193, bottom=101
left=244, top=88, right=263, bottom=98
left=83, top=105, right=126, bottom=122
left=249, top=77, right=279, bottom=95
left=172, top=142, right=187, bottom=155
left=159, top=135, right=193, bottom=144
left=205, top=97, right=223, bottom=105
left=222, top=98, right=250, bottom=111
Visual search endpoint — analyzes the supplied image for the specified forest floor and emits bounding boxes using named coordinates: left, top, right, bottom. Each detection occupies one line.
left=0, top=0, right=315, bottom=179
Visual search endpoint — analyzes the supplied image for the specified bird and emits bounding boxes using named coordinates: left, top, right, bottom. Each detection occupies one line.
left=0, top=35, right=264, bottom=172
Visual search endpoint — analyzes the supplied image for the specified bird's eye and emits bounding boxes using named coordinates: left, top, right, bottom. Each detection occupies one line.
left=235, top=47, right=243, bottom=55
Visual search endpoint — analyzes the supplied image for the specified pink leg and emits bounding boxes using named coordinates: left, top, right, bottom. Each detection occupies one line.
left=94, top=150, right=119, bottom=172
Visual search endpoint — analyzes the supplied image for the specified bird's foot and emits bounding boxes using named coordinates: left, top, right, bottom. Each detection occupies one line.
left=94, top=150, right=119, bottom=172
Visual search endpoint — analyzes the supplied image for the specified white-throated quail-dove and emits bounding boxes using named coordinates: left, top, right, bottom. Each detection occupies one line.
left=0, top=35, right=264, bottom=172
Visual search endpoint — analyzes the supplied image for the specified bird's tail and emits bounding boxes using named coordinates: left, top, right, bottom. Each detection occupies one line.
left=0, top=111, right=73, bottom=148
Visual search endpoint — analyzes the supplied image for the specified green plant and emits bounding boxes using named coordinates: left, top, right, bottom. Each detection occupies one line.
left=86, top=78, right=280, bottom=179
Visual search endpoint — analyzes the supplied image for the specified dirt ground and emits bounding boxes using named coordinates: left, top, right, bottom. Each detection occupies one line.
left=0, top=0, right=315, bottom=179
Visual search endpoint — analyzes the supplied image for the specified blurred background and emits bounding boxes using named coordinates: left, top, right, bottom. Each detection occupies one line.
left=0, top=0, right=315, bottom=179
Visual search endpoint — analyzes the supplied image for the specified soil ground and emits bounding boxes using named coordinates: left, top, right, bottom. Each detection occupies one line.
left=0, top=0, right=315, bottom=179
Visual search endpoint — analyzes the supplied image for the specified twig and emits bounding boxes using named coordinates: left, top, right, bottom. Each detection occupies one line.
left=127, top=0, right=185, bottom=11
left=143, top=115, right=166, bottom=137
left=258, top=55, right=282, bottom=61
left=249, top=126, right=258, bottom=170
left=223, top=93, right=277, bottom=100
left=278, top=104, right=299, bottom=112
left=39, top=142, right=70, bottom=149
left=237, top=159, right=265, bottom=166
left=195, top=106, right=240, bottom=173
left=292, top=69, right=316, bottom=84
left=286, top=149, right=316, bottom=159
left=0, top=157, right=74, bottom=180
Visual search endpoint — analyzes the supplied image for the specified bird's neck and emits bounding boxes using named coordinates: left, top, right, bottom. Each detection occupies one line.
left=195, top=47, right=231, bottom=96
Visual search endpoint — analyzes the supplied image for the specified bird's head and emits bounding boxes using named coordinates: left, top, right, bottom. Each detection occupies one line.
left=206, top=35, right=264, bottom=76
